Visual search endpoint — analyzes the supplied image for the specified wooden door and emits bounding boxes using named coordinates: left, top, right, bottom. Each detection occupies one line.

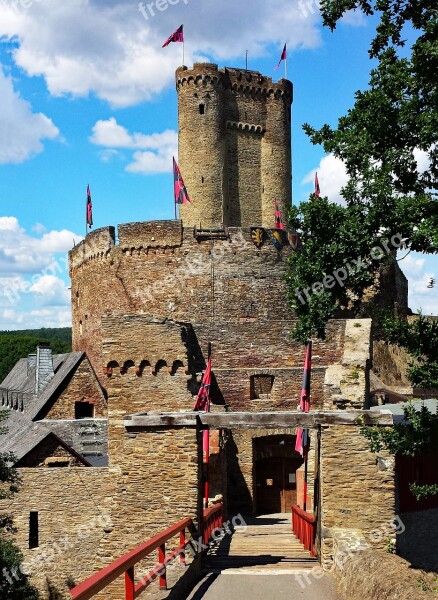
left=256, top=456, right=303, bottom=514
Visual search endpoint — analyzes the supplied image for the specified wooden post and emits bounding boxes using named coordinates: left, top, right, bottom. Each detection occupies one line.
left=159, top=544, right=166, bottom=590
left=180, top=530, right=186, bottom=565
left=303, top=445, right=308, bottom=512
left=125, top=567, right=135, bottom=600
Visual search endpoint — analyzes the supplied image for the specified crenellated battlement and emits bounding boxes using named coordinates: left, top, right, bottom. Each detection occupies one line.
left=176, top=64, right=293, bottom=102
left=69, top=226, right=115, bottom=271
left=69, top=220, right=290, bottom=271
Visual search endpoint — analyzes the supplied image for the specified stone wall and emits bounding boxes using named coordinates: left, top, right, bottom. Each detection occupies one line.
left=319, top=424, right=396, bottom=564
left=41, top=418, right=108, bottom=464
left=176, top=64, right=292, bottom=228
left=16, top=436, right=86, bottom=468
left=70, top=225, right=294, bottom=386
left=42, top=356, right=107, bottom=420
left=0, top=467, right=112, bottom=597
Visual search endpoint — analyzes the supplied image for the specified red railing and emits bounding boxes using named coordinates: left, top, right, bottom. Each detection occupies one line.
left=202, top=503, right=223, bottom=546
left=69, top=504, right=223, bottom=600
left=292, top=504, right=316, bottom=557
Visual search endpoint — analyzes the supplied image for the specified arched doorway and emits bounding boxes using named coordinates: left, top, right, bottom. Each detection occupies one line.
left=253, top=435, right=303, bottom=514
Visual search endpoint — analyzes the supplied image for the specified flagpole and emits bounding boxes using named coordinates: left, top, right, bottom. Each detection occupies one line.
left=245, top=50, right=248, bottom=70
left=182, top=23, right=184, bottom=66
left=203, top=342, right=212, bottom=509
left=285, top=55, right=287, bottom=80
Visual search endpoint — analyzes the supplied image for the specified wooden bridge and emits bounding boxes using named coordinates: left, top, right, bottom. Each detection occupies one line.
left=68, top=504, right=341, bottom=599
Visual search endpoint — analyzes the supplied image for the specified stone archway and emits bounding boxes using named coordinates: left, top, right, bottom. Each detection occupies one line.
left=253, top=434, right=304, bottom=514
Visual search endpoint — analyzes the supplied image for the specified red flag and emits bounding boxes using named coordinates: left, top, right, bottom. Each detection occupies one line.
left=314, top=172, right=320, bottom=197
left=274, top=43, right=287, bottom=71
left=86, top=185, right=93, bottom=229
left=173, top=157, right=191, bottom=205
left=194, top=357, right=212, bottom=412
left=295, top=341, right=312, bottom=456
left=162, top=25, right=184, bottom=48
left=274, top=199, right=285, bottom=230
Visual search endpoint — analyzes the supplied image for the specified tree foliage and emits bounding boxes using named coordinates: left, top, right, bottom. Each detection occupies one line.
left=287, top=0, right=438, bottom=342
left=361, top=403, right=438, bottom=499
left=0, top=328, right=72, bottom=383
left=383, top=312, right=438, bottom=388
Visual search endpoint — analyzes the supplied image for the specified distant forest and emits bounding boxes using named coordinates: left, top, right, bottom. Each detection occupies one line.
left=0, top=328, right=72, bottom=383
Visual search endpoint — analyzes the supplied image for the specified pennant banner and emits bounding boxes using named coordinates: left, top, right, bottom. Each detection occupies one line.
left=274, top=43, right=287, bottom=71
left=194, top=357, right=212, bottom=412
left=274, top=199, right=286, bottom=230
left=86, top=185, right=93, bottom=229
left=173, top=157, right=191, bottom=205
left=314, top=172, right=321, bottom=197
left=162, top=24, right=184, bottom=48
left=295, top=341, right=312, bottom=456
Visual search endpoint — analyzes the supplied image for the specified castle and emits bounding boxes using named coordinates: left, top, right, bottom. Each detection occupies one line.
left=0, top=63, right=414, bottom=598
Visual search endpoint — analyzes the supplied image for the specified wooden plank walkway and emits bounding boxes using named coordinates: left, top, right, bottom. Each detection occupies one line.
left=204, top=513, right=318, bottom=574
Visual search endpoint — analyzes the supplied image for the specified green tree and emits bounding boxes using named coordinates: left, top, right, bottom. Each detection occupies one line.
left=383, top=312, right=438, bottom=389
left=287, top=0, right=437, bottom=342
left=0, top=412, right=39, bottom=599
left=0, top=329, right=72, bottom=383
left=361, top=403, right=438, bottom=499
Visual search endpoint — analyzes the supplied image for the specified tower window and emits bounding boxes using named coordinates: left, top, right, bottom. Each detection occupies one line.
left=201, top=176, right=204, bottom=184
left=75, top=401, right=95, bottom=419
left=199, top=104, right=205, bottom=115
left=29, top=512, right=39, bottom=549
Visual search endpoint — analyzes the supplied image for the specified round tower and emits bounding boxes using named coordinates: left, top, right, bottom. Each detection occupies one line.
left=176, top=64, right=226, bottom=228
left=176, top=64, right=293, bottom=229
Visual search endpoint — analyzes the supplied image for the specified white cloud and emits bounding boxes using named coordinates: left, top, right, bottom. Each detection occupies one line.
left=0, top=218, right=80, bottom=274
left=0, top=218, right=80, bottom=328
left=0, top=0, right=325, bottom=108
left=29, top=275, right=70, bottom=307
left=341, top=9, right=366, bottom=27
left=91, top=118, right=177, bottom=173
left=398, top=252, right=437, bottom=316
left=413, top=147, right=431, bottom=174
left=302, top=154, right=348, bottom=204
left=0, top=68, right=59, bottom=164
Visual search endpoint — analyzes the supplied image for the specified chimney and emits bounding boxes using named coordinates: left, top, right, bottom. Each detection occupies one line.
left=27, top=353, right=37, bottom=375
left=35, top=343, right=55, bottom=396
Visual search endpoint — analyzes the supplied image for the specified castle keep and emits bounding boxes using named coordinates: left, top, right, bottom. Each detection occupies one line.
left=176, top=64, right=292, bottom=228
left=0, top=64, right=411, bottom=599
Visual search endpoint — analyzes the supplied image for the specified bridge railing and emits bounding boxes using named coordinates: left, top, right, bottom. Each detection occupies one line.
left=292, top=504, right=316, bottom=557
left=69, top=504, right=223, bottom=600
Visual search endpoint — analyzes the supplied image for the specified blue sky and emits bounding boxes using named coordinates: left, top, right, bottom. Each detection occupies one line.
left=0, top=0, right=436, bottom=329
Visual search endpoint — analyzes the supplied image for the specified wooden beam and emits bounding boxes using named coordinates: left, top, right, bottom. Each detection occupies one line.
left=123, top=410, right=393, bottom=430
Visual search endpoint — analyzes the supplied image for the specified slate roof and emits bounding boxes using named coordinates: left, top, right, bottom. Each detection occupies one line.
left=0, top=351, right=101, bottom=466
left=0, top=352, right=84, bottom=419
left=0, top=410, right=91, bottom=466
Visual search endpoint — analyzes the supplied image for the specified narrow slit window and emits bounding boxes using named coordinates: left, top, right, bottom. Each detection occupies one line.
left=199, top=104, right=205, bottom=115
left=29, top=512, right=38, bottom=549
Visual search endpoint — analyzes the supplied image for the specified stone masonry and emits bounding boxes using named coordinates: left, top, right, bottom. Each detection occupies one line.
left=176, top=64, right=292, bottom=228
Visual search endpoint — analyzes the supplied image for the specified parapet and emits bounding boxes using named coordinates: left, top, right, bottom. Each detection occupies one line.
left=69, top=221, right=186, bottom=270
left=118, top=220, right=183, bottom=250
left=176, top=63, right=293, bottom=101
left=69, top=226, right=115, bottom=271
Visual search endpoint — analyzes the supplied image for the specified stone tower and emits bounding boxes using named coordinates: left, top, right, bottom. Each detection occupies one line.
left=176, top=64, right=293, bottom=228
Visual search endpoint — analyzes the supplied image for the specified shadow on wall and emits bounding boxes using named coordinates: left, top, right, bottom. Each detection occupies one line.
left=226, top=432, right=253, bottom=514
left=397, top=508, right=438, bottom=572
